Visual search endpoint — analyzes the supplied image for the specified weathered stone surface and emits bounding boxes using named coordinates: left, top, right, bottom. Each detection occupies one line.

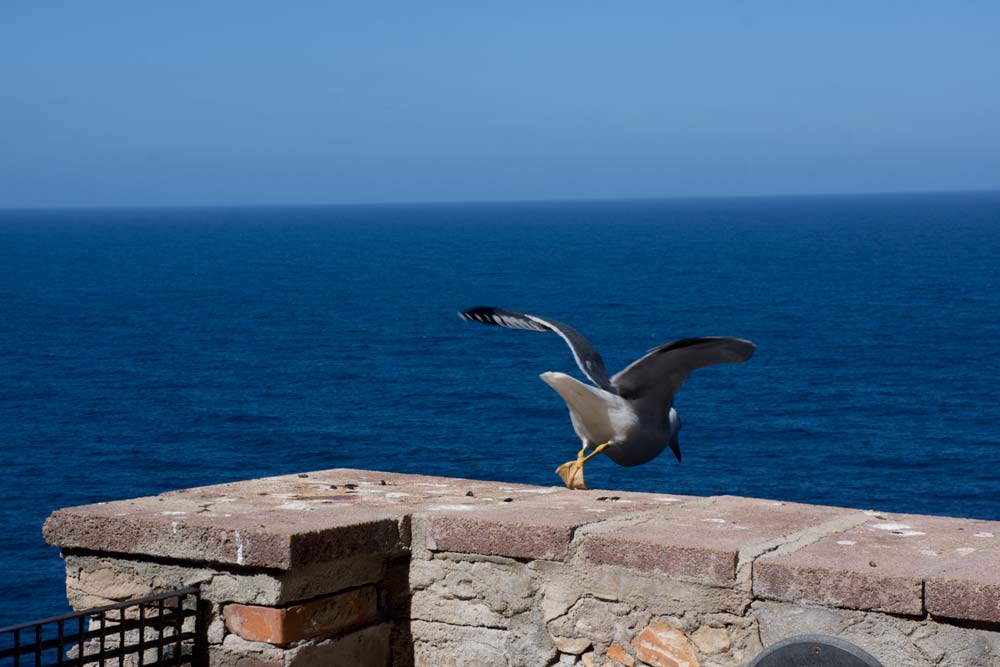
left=408, top=557, right=535, bottom=628
left=209, top=635, right=286, bottom=667
left=583, top=496, right=853, bottom=586
left=926, top=552, right=1000, bottom=623
left=63, top=560, right=213, bottom=631
left=286, top=623, right=391, bottom=667
left=45, top=503, right=400, bottom=569
left=410, top=619, right=556, bottom=667
left=632, top=622, right=699, bottom=667
left=753, top=600, right=1000, bottom=667
left=606, top=642, right=635, bottom=666
left=211, top=626, right=391, bottom=667
left=427, top=489, right=672, bottom=561
left=534, top=558, right=747, bottom=627
left=552, top=635, right=593, bottom=654
left=233, top=555, right=385, bottom=604
left=754, top=512, right=1000, bottom=616
left=430, top=511, right=577, bottom=561
left=66, top=559, right=168, bottom=609
left=44, top=469, right=557, bottom=568
left=547, top=597, right=650, bottom=660
left=48, top=470, right=676, bottom=569
left=690, top=626, right=730, bottom=656
left=206, top=615, right=227, bottom=644
left=754, top=557, right=922, bottom=616
left=64, top=553, right=384, bottom=608
left=223, top=586, right=377, bottom=645
left=513, top=606, right=566, bottom=665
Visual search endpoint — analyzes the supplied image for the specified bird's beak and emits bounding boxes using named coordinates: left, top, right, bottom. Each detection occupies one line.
left=556, top=459, right=587, bottom=490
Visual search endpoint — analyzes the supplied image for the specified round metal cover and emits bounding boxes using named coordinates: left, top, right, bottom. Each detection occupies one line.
left=747, top=635, right=883, bottom=667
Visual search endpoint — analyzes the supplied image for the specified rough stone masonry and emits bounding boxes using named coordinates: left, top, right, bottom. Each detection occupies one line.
left=43, top=468, right=1000, bottom=667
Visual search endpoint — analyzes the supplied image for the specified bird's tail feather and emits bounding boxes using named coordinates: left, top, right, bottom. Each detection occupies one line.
left=539, top=372, right=615, bottom=443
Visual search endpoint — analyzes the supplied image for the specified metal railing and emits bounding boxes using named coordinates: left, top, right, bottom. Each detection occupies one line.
left=0, top=588, right=203, bottom=667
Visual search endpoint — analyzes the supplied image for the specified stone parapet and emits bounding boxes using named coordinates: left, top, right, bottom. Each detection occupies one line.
left=44, top=468, right=1000, bottom=666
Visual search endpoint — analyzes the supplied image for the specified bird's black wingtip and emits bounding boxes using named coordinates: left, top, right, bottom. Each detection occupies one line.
left=458, top=306, right=493, bottom=319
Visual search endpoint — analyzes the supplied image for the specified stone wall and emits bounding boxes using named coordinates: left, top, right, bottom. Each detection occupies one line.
left=43, top=469, right=1000, bottom=667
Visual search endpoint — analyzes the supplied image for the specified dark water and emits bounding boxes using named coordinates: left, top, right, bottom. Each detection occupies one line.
left=1, top=192, right=998, bottom=627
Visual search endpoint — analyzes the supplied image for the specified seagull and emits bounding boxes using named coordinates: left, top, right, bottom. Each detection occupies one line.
left=458, top=306, right=755, bottom=488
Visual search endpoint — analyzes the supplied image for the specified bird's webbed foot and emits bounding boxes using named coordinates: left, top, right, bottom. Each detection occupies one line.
left=556, top=459, right=586, bottom=490
left=556, top=442, right=611, bottom=490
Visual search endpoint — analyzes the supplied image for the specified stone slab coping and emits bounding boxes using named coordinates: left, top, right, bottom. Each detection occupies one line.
left=43, top=468, right=677, bottom=568
left=755, top=511, right=1000, bottom=621
left=43, top=468, right=1000, bottom=624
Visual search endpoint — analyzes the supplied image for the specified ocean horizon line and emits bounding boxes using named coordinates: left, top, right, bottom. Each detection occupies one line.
left=2, top=187, right=999, bottom=215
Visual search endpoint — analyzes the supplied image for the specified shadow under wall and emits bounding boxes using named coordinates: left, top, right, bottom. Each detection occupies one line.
left=384, top=553, right=414, bottom=667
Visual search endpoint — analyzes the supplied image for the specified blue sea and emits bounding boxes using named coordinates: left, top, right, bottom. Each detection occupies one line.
left=1, top=192, right=999, bottom=627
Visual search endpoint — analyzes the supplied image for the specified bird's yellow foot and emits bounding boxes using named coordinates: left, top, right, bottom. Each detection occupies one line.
left=557, top=443, right=611, bottom=490
left=556, top=459, right=586, bottom=489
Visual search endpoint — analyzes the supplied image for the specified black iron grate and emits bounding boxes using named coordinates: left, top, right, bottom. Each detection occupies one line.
left=0, top=588, right=202, bottom=667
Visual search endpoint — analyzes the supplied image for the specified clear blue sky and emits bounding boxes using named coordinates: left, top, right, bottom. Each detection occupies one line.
left=2, top=2, right=998, bottom=208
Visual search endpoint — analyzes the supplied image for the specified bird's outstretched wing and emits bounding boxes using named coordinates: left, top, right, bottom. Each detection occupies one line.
left=611, top=337, right=755, bottom=407
left=458, top=306, right=613, bottom=390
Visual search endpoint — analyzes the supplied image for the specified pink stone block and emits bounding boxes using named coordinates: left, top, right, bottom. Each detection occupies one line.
left=755, top=512, right=1000, bottom=617
left=583, top=495, right=848, bottom=585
